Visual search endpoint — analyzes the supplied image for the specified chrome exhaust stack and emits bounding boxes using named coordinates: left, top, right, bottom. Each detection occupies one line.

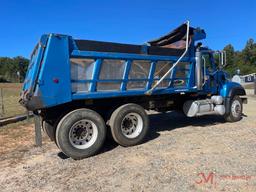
left=195, top=48, right=203, bottom=90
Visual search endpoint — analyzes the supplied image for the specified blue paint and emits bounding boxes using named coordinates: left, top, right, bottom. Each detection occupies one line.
left=71, top=87, right=198, bottom=100
left=20, top=30, right=245, bottom=110
left=219, top=81, right=243, bottom=97
left=22, top=34, right=48, bottom=94
left=35, top=34, right=72, bottom=107
left=121, top=60, right=132, bottom=91
left=71, top=50, right=190, bottom=62
left=89, top=59, right=102, bottom=92
left=146, top=61, right=156, bottom=90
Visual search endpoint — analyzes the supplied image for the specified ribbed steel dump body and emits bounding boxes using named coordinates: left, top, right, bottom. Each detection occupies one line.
left=71, top=39, right=192, bottom=93
left=21, top=27, right=206, bottom=110
left=71, top=57, right=191, bottom=92
left=70, top=39, right=195, bottom=97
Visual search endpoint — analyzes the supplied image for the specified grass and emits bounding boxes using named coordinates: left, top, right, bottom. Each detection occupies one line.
left=0, top=83, right=26, bottom=118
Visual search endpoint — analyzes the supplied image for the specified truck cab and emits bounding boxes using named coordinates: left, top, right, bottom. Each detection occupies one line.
left=182, top=45, right=247, bottom=120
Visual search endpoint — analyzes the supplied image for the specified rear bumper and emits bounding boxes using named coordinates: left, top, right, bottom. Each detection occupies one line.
left=19, top=91, right=44, bottom=111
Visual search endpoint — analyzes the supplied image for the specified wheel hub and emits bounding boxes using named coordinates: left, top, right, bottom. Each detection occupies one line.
left=69, top=119, right=97, bottom=149
left=122, top=118, right=133, bottom=130
left=235, top=105, right=240, bottom=114
left=231, top=100, right=241, bottom=118
left=121, top=113, right=143, bottom=139
left=74, top=127, right=88, bottom=139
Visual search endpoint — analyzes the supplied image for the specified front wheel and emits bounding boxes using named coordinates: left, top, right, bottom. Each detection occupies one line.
left=55, top=108, right=106, bottom=159
left=224, top=96, right=243, bottom=122
left=109, top=103, right=149, bottom=147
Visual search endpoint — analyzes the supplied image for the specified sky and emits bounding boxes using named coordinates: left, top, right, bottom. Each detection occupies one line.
left=0, top=0, right=256, bottom=58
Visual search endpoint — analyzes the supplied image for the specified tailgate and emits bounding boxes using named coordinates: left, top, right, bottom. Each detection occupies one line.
left=20, top=35, right=48, bottom=106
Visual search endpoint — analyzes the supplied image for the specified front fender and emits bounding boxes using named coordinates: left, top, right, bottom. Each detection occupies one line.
left=219, top=81, right=246, bottom=115
left=219, top=81, right=246, bottom=98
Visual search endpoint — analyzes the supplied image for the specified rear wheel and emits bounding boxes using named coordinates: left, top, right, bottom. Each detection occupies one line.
left=224, top=95, right=243, bottom=122
left=56, top=108, right=106, bottom=159
left=109, top=103, right=149, bottom=147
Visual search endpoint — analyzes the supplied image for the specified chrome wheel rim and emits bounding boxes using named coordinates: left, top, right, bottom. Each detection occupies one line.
left=121, top=113, right=143, bottom=139
left=231, top=100, right=241, bottom=118
left=69, top=119, right=98, bottom=149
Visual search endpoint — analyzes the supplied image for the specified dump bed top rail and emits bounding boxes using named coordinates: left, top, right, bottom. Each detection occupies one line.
left=74, top=39, right=186, bottom=57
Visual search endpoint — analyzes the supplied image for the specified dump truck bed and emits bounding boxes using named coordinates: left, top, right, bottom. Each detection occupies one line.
left=20, top=24, right=206, bottom=110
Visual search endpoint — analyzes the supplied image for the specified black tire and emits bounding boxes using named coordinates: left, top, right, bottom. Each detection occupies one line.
left=224, top=95, right=243, bottom=122
left=42, top=120, right=56, bottom=141
left=109, top=103, right=149, bottom=147
left=55, top=108, right=106, bottom=159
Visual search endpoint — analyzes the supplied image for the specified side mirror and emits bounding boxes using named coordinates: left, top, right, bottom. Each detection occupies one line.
left=202, top=56, right=207, bottom=85
left=213, top=51, right=227, bottom=69
left=221, top=51, right=227, bottom=68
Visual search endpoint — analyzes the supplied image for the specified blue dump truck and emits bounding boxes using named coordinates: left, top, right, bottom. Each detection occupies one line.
left=20, top=21, right=247, bottom=159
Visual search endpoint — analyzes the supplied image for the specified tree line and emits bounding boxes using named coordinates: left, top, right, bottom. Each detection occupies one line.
left=223, top=38, right=256, bottom=76
left=0, top=56, right=29, bottom=82
left=0, top=38, right=255, bottom=83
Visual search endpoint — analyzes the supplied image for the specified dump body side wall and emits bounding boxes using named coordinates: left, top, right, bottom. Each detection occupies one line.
left=70, top=50, right=196, bottom=100
left=22, top=35, right=198, bottom=110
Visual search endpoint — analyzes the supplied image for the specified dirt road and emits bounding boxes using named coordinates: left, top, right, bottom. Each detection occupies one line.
left=0, top=96, right=256, bottom=192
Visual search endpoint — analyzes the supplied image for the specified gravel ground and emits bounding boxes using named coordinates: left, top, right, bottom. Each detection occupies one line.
left=0, top=96, right=256, bottom=192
